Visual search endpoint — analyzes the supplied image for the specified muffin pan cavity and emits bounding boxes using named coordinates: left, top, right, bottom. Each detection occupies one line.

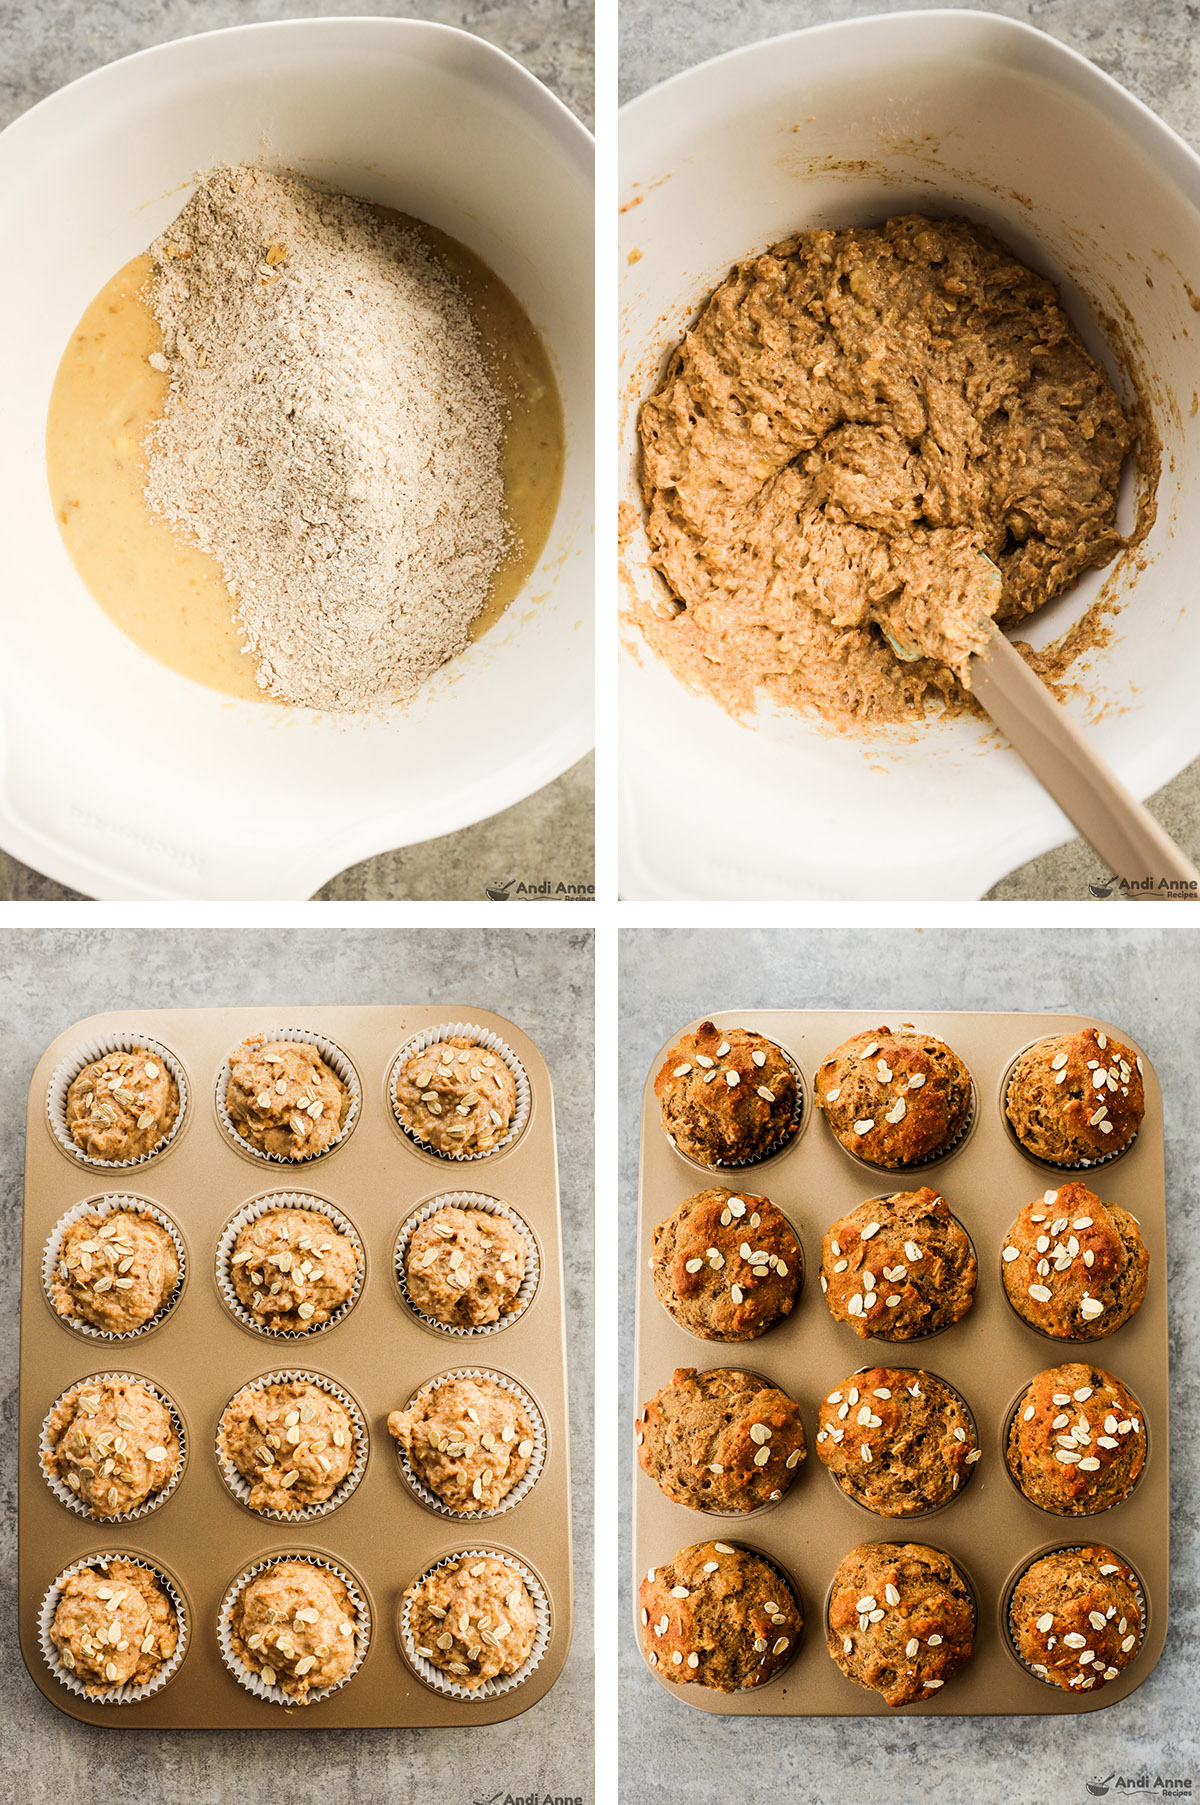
left=635, top=1010, right=1167, bottom=1716
left=20, top=1006, right=571, bottom=1728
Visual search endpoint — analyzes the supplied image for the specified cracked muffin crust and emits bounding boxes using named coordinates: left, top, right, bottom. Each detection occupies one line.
left=225, top=1039, right=350, bottom=1160
left=827, top=1541, right=974, bottom=1707
left=392, top=1038, right=517, bottom=1156
left=403, top=1206, right=528, bottom=1329
left=227, top=1560, right=360, bottom=1699
left=1000, top=1183, right=1148, bottom=1340
left=636, top=214, right=1143, bottom=728
left=815, top=1026, right=972, bottom=1168
left=639, top=1540, right=802, bottom=1691
left=229, top=1207, right=360, bottom=1332
left=820, top=1189, right=976, bottom=1340
left=51, top=1208, right=180, bottom=1333
left=405, top=1554, right=538, bottom=1689
left=653, top=1021, right=797, bottom=1167
left=64, top=1048, right=180, bottom=1163
left=43, top=1376, right=180, bottom=1517
left=50, top=1559, right=179, bottom=1694
left=815, top=1368, right=979, bottom=1516
left=219, top=1378, right=356, bottom=1512
left=636, top=1366, right=806, bottom=1512
left=1007, top=1363, right=1146, bottom=1515
left=651, top=1188, right=801, bottom=1341
left=1009, top=1544, right=1143, bottom=1692
left=1006, top=1028, right=1145, bottom=1165
left=388, top=1375, right=535, bottom=1513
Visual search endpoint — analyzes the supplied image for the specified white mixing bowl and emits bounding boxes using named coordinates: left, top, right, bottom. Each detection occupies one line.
left=619, top=10, right=1200, bottom=899
left=0, top=17, right=593, bottom=898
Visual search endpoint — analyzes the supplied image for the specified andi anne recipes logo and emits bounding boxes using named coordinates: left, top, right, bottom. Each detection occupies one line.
left=485, top=875, right=595, bottom=901
left=1087, top=873, right=1198, bottom=900
left=1086, top=1775, right=1193, bottom=1796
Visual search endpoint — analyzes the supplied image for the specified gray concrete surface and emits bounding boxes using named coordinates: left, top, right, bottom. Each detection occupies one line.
left=620, top=0, right=1200, bottom=900
left=619, top=926, right=1199, bottom=1804
left=0, top=927, right=594, bottom=1803
left=0, top=0, right=594, bottom=902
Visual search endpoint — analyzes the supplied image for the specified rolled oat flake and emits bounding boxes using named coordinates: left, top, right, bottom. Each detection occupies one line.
left=145, top=165, right=508, bottom=710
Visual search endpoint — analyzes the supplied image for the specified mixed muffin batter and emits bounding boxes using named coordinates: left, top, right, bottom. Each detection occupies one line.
left=637, top=214, right=1146, bottom=725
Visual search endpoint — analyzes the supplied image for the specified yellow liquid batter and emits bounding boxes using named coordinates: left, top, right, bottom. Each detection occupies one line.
left=46, top=208, right=565, bottom=704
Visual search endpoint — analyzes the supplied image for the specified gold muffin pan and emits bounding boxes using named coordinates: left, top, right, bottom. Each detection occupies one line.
left=633, top=1010, right=1168, bottom=1717
left=20, top=1007, right=572, bottom=1728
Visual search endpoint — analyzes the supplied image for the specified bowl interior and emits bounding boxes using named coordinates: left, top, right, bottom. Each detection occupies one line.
left=619, top=12, right=1200, bottom=899
left=0, top=18, right=593, bottom=897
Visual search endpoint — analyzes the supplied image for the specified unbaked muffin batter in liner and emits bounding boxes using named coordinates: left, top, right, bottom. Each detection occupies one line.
left=38, top=1550, right=189, bottom=1704
left=215, top=1369, right=369, bottom=1522
left=46, top=1031, right=189, bottom=1171
left=392, top=1366, right=547, bottom=1520
left=394, top=1192, right=540, bottom=1336
left=41, top=1194, right=188, bottom=1342
left=215, top=1191, right=366, bottom=1340
left=399, top=1547, right=551, bottom=1701
left=634, top=1009, right=1168, bottom=1717
left=215, top=1028, right=361, bottom=1165
left=388, top=1022, right=530, bottom=1162
left=217, top=1552, right=370, bottom=1706
left=39, top=1370, right=187, bottom=1524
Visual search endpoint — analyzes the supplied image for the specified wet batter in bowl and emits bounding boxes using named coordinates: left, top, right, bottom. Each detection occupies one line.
left=637, top=214, right=1151, bottom=727
left=46, top=168, right=564, bottom=707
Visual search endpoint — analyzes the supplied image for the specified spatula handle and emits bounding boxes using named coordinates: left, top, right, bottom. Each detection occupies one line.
left=970, top=626, right=1200, bottom=896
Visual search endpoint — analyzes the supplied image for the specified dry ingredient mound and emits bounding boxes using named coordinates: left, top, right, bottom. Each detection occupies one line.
left=145, top=165, right=507, bottom=710
left=637, top=214, right=1146, bottom=729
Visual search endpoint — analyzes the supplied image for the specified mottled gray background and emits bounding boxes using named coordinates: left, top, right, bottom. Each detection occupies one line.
left=0, top=928, right=594, bottom=1802
left=0, top=0, right=594, bottom=902
left=619, top=926, right=1198, bottom=1804
left=620, top=0, right=1200, bottom=900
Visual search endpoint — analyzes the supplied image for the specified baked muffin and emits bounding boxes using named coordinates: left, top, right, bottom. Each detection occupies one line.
left=1006, top=1028, right=1145, bottom=1165
left=224, top=1039, right=350, bottom=1160
left=827, top=1542, right=974, bottom=1707
left=1000, top=1183, right=1148, bottom=1340
left=393, top=1038, right=517, bottom=1156
left=637, top=1367, right=806, bottom=1512
left=229, top=1208, right=360, bottom=1332
left=50, top=1559, right=179, bottom=1694
left=1009, top=1544, right=1143, bottom=1691
left=1007, top=1364, right=1146, bottom=1515
left=64, top=1048, right=180, bottom=1163
left=227, top=1561, right=359, bottom=1699
left=219, top=1378, right=356, bottom=1513
left=815, top=1027, right=971, bottom=1169
left=639, top=1540, right=801, bottom=1691
left=653, top=1022, right=797, bottom=1166
left=51, top=1208, right=180, bottom=1333
left=820, top=1189, right=976, bottom=1340
left=43, top=1376, right=180, bottom=1517
left=388, top=1376, right=535, bottom=1512
left=406, top=1555, right=538, bottom=1689
left=651, top=1189, right=801, bottom=1341
left=816, top=1369, right=979, bottom=1516
left=403, top=1207, right=528, bottom=1328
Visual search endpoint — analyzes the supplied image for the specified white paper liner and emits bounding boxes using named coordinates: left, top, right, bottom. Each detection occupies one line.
left=822, top=1368, right=980, bottom=1520
left=38, top=1551, right=188, bottom=1704
left=41, top=1195, right=187, bottom=1342
left=40, top=1372, right=186, bottom=1524
left=1006, top=1545, right=1147, bottom=1689
left=46, top=1032, right=188, bottom=1172
left=216, top=1369, right=369, bottom=1521
left=218, top=1553, right=370, bottom=1706
left=1003, top=1049, right=1137, bottom=1171
left=668, top=1041, right=805, bottom=1172
left=215, top=1029, right=361, bottom=1166
left=400, top=1548, right=551, bottom=1700
left=391, top=1368, right=547, bottom=1520
left=215, top=1192, right=366, bottom=1340
left=388, top=1024, right=530, bottom=1162
left=394, top=1193, right=540, bottom=1338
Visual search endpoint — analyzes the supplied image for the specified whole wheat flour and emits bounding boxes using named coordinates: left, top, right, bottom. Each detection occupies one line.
left=144, top=165, right=507, bottom=711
